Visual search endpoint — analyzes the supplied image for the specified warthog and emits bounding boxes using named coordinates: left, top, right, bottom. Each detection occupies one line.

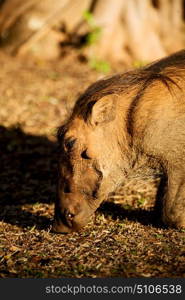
left=52, top=50, right=185, bottom=233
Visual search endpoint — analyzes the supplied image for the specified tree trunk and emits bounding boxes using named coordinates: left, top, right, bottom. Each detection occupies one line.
left=0, top=0, right=91, bottom=57
left=0, top=0, right=184, bottom=63
left=159, top=0, right=183, bottom=52
left=88, top=0, right=125, bottom=61
left=123, top=0, right=166, bottom=61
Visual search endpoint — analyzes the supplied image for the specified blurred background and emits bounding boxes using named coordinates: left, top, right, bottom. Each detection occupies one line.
left=0, top=0, right=184, bottom=65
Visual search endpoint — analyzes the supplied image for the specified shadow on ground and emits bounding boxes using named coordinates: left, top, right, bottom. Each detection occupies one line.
left=0, top=125, right=57, bottom=229
left=99, top=202, right=164, bottom=229
left=0, top=125, right=163, bottom=231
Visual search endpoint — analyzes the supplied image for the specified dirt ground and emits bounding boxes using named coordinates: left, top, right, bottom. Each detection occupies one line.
left=0, top=51, right=184, bottom=278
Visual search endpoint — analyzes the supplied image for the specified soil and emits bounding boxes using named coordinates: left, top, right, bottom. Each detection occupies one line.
left=0, top=51, right=184, bottom=278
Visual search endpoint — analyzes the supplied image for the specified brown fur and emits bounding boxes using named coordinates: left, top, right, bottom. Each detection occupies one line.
left=53, top=50, right=185, bottom=233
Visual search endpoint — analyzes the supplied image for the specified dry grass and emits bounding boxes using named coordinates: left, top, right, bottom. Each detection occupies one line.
left=0, top=52, right=184, bottom=278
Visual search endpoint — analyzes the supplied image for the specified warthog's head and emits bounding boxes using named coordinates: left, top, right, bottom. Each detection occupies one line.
left=52, top=93, right=128, bottom=233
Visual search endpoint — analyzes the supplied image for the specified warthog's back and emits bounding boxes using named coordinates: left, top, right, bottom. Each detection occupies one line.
left=74, top=50, right=185, bottom=119
left=73, top=50, right=185, bottom=158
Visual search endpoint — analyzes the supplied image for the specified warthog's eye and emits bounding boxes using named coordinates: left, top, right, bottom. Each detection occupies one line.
left=81, top=149, right=91, bottom=159
left=64, top=138, right=76, bottom=152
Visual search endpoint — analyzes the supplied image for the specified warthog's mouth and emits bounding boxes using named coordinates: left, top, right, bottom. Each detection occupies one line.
left=51, top=220, right=74, bottom=234
left=51, top=211, right=95, bottom=234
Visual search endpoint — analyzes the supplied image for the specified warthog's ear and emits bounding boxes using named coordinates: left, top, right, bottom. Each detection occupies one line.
left=90, top=94, right=117, bottom=126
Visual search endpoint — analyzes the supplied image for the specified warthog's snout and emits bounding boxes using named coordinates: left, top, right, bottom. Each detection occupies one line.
left=52, top=219, right=73, bottom=234
left=52, top=213, right=92, bottom=234
left=52, top=196, right=94, bottom=233
left=52, top=209, right=75, bottom=233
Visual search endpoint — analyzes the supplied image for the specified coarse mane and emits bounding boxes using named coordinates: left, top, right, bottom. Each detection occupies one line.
left=73, top=50, right=185, bottom=120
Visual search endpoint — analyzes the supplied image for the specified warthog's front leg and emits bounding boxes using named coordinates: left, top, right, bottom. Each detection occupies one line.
left=162, top=169, right=185, bottom=229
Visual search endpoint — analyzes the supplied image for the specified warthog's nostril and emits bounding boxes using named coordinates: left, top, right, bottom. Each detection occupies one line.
left=67, top=212, right=74, bottom=220
left=64, top=209, right=75, bottom=227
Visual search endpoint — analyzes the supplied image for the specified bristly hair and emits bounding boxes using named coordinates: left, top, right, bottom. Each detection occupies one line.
left=57, top=123, right=69, bottom=141
left=72, top=50, right=185, bottom=120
